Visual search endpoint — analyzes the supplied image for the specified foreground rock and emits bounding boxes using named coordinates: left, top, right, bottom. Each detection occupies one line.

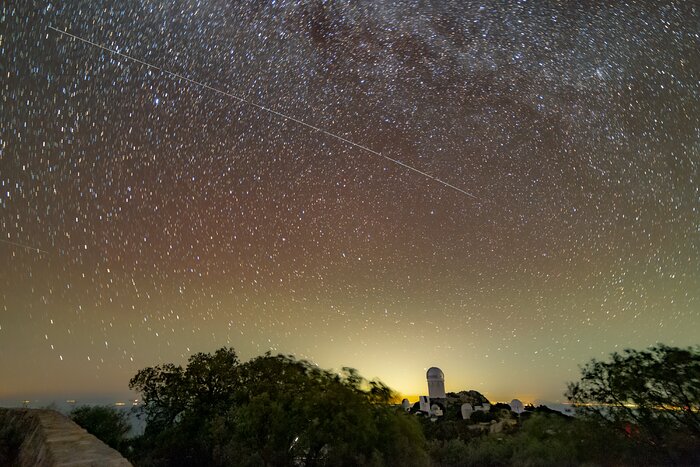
left=0, top=408, right=131, bottom=466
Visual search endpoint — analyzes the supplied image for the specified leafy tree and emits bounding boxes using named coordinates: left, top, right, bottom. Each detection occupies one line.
left=129, top=362, right=187, bottom=433
left=128, top=347, right=241, bottom=465
left=70, top=405, right=131, bottom=452
left=129, top=347, right=240, bottom=433
left=214, top=354, right=428, bottom=466
left=129, top=348, right=428, bottom=466
left=184, top=347, right=241, bottom=412
left=566, top=344, right=700, bottom=464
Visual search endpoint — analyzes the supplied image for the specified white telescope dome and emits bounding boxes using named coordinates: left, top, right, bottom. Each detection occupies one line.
left=426, top=367, right=444, bottom=380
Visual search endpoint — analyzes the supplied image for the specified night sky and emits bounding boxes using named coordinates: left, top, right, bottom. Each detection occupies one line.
left=1, top=1, right=698, bottom=404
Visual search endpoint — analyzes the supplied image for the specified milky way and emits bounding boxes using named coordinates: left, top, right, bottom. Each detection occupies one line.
left=1, top=1, right=698, bottom=402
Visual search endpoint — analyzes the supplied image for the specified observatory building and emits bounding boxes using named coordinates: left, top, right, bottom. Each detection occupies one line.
left=426, top=367, right=446, bottom=399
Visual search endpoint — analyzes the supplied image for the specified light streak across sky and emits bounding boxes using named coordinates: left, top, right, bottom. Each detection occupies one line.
left=48, top=26, right=478, bottom=200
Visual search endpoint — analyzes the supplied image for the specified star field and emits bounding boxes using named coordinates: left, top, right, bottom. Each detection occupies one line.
left=1, top=1, right=698, bottom=402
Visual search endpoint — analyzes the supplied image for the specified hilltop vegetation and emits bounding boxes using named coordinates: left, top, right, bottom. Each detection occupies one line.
left=70, top=344, right=699, bottom=466
left=128, top=348, right=428, bottom=466
left=567, top=344, right=700, bottom=465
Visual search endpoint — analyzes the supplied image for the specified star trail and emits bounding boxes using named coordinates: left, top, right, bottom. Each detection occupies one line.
left=1, top=1, right=698, bottom=403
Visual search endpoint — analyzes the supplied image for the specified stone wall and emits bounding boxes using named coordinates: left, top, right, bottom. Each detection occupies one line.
left=0, top=408, right=131, bottom=466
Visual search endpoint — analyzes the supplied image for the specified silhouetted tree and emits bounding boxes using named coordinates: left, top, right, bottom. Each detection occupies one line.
left=213, top=354, right=428, bottom=466
left=129, top=348, right=428, bottom=466
left=566, top=344, right=700, bottom=464
left=128, top=347, right=241, bottom=465
left=130, top=347, right=240, bottom=432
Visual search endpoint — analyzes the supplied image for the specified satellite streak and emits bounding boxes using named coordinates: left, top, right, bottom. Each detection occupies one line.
left=0, top=238, right=49, bottom=255
left=48, top=26, right=478, bottom=200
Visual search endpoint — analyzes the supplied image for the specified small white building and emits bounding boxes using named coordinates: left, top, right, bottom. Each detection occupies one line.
left=419, top=395, right=431, bottom=413
left=461, top=403, right=473, bottom=420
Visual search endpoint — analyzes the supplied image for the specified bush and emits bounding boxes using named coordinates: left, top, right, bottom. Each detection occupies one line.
left=70, top=405, right=131, bottom=453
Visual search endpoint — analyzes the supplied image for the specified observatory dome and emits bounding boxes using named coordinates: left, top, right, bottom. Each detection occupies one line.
left=426, top=367, right=444, bottom=380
